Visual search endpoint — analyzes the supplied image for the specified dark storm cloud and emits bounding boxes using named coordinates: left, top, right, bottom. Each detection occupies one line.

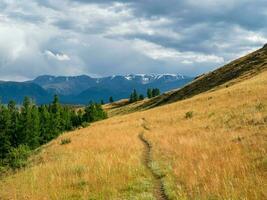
left=67, top=0, right=267, bottom=53
left=0, top=0, right=266, bottom=80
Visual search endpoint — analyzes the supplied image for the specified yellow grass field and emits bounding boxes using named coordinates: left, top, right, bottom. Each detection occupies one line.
left=0, top=71, right=266, bottom=199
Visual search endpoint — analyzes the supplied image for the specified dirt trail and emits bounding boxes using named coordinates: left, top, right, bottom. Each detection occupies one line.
left=139, top=118, right=169, bottom=200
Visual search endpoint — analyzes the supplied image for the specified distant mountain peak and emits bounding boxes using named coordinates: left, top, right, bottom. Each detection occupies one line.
left=122, top=73, right=186, bottom=84
left=0, top=73, right=193, bottom=104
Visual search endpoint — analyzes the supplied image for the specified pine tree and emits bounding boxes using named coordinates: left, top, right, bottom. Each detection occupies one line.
left=7, top=100, right=19, bottom=147
left=61, top=107, right=72, bottom=131
left=101, top=100, right=104, bottom=105
left=132, top=89, right=138, bottom=102
left=83, top=103, right=95, bottom=122
left=129, top=93, right=134, bottom=103
left=39, top=105, right=51, bottom=144
left=139, top=94, right=144, bottom=100
left=83, top=103, right=107, bottom=122
left=29, top=105, right=40, bottom=149
left=152, top=88, right=156, bottom=97
left=147, top=88, right=152, bottom=98
left=0, top=104, right=11, bottom=160
left=77, top=109, right=83, bottom=125
left=109, top=96, right=114, bottom=103
left=152, top=88, right=160, bottom=97
left=18, top=97, right=32, bottom=147
left=50, top=95, right=62, bottom=137
left=155, top=88, right=160, bottom=96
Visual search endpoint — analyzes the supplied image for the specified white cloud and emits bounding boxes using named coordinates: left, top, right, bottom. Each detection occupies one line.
left=132, top=39, right=224, bottom=64
left=44, top=50, right=70, bottom=61
left=105, top=17, right=176, bottom=38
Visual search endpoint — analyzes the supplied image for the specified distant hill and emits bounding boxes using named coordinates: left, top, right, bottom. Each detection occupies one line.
left=0, top=82, right=51, bottom=104
left=0, top=74, right=193, bottom=104
left=32, top=75, right=97, bottom=95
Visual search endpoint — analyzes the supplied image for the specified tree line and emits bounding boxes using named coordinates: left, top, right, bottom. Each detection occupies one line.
left=0, top=95, right=107, bottom=169
left=129, top=88, right=160, bottom=103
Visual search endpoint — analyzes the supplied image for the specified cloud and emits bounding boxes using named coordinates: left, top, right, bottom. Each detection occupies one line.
left=0, top=0, right=266, bottom=80
left=44, top=50, right=70, bottom=61
left=131, top=39, right=224, bottom=63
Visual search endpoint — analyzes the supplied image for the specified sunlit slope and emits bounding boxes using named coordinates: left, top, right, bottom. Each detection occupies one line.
left=0, top=71, right=266, bottom=199
left=106, top=45, right=267, bottom=116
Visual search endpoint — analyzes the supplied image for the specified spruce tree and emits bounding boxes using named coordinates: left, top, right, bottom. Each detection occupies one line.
left=152, top=88, right=156, bottom=97
left=132, top=89, right=138, bottom=102
left=7, top=100, right=19, bottom=147
left=29, top=105, right=40, bottom=149
left=83, top=103, right=107, bottom=122
left=155, top=88, right=160, bottom=96
left=39, top=105, right=51, bottom=144
left=139, top=94, right=144, bottom=100
left=18, top=97, right=32, bottom=147
left=77, top=109, right=83, bottom=126
left=147, top=88, right=152, bottom=98
left=50, top=95, right=62, bottom=137
left=61, top=107, right=72, bottom=131
left=0, top=104, right=11, bottom=160
left=129, top=93, right=134, bottom=103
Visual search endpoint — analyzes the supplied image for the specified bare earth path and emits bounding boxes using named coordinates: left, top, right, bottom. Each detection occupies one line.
left=139, top=118, right=169, bottom=200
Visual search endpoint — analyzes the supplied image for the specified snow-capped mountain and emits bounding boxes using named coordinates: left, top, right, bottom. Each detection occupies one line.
left=123, top=74, right=186, bottom=84
left=0, top=74, right=193, bottom=104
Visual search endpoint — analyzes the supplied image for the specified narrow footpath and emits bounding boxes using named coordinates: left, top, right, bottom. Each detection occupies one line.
left=139, top=118, right=169, bottom=200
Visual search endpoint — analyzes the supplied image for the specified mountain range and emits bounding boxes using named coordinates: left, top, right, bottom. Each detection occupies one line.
left=0, top=74, right=193, bottom=104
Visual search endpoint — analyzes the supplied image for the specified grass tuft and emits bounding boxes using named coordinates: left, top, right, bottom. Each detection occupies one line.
left=60, top=138, right=71, bottom=145
left=185, top=111, right=193, bottom=119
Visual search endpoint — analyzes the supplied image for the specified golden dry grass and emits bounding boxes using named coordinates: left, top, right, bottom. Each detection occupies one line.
left=0, top=71, right=266, bottom=199
left=139, top=71, right=267, bottom=199
left=0, top=119, right=155, bottom=199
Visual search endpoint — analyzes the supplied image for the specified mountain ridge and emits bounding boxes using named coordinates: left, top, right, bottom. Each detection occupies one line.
left=0, top=73, right=193, bottom=104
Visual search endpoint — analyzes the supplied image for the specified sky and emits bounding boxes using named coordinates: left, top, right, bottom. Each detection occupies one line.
left=0, top=0, right=267, bottom=81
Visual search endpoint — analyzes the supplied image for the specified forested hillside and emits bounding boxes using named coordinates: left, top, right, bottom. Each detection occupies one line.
left=0, top=96, right=107, bottom=170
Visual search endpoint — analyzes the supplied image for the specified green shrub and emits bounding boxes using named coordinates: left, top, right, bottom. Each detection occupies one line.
left=60, top=138, right=71, bottom=145
left=255, top=102, right=265, bottom=111
left=185, top=111, right=193, bottom=119
left=0, top=165, right=8, bottom=175
left=81, top=122, right=90, bottom=128
left=7, top=145, right=31, bottom=169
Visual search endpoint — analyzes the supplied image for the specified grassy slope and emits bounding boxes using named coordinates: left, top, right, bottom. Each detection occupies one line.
left=0, top=70, right=266, bottom=199
left=106, top=45, right=267, bottom=116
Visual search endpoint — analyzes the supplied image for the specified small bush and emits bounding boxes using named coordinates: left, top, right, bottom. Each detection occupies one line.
left=261, top=157, right=267, bottom=170
left=0, top=165, right=8, bottom=175
left=60, top=138, right=71, bottom=145
left=185, top=111, right=193, bottom=119
left=7, top=145, right=31, bottom=169
left=81, top=122, right=90, bottom=128
left=255, top=102, right=265, bottom=111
